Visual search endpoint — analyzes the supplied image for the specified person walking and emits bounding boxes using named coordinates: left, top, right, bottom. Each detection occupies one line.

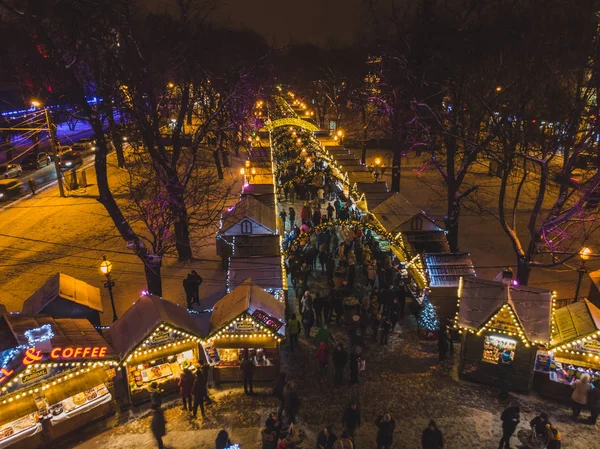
left=148, top=381, right=163, bottom=407
left=571, top=372, right=591, bottom=419
left=342, top=401, right=361, bottom=442
left=333, top=343, right=348, bottom=386
left=151, top=403, right=166, bottom=449
left=317, top=187, right=325, bottom=204
left=289, top=207, right=296, bottom=229
left=380, top=316, right=391, bottom=345
left=273, top=372, right=287, bottom=418
left=498, top=405, right=520, bottom=449
left=183, top=276, right=195, bottom=308
left=421, top=420, right=444, bottom=449
left=350, top=346, right=361, bottom=385
left=178, top=368, right=194, bottom=411
left=215, top=430, right=232, bottom=449
left=280, top=209, right=288, bottom=230
left=283, top=381, right=301, bottom=426
left=375, top=412, right=396, bottom=449
left=390, top=299, right=400, bottom=331
left=497, top=350, right=514, bottom=399
left=284, top=184, right=290, bottom=202
left=366, top=259, right=376, bottom=288
left=327, top=203, right=335, bottom=221
left=437, top=324, right=448, bottom=362
left=317, top=425, right=337, bottom=449
left=287, top=314, right=301, bottom=352
left=316, top=341, right=329, bottom=382
left=302, top=306, right=315, bottom=339
left=326, top=253, right=336, bottom=287
left=316, top=323, right=333, bottom=347
left=332, top=430, right=353, bottom=449
left=28, top=177, right=36, bottom=194
left=314, top=293, right=324, bottom=327
left=586, top=378, right=600, bottom=424
left=241, top=356, right=254, bottom=395
left=186, top=271, right=202, bottom=305
left=347, top=250, right=357, bottom=287
left=371, top=313, right=381, bottom=342
left=192, top=368, right=207, bottom=418
left=200, top=362, right=213, bottom=405
left=313, top=208, right=322, bottom=226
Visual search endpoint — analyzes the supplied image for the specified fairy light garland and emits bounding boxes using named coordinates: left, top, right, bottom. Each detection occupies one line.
left=205, top=313, right=283, bottom=345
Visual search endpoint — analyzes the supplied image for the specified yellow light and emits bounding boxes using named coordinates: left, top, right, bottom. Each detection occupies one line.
left=374, top=158, right=381, bottom=166
left=337, top=130, right=343, bottom=137
left=167, top=82, right=174, bottom=88
left=580, top=247, right=592, bottom=261
left=495, top=86, right=502, bottom=92
left=30, top=100, right=41, bottom=108
left=240, top=168, right=245, bottom=175
left=100, top=256, right=112, bottom=275
left=251, top=168, right=256, bottom=175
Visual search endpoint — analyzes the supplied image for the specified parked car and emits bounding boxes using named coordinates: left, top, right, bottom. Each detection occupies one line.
left=77, top=137, right=96, bottom=151
left=21, top=152, right=52, bottom=169
left=59, top=152, right=83, bottom=171
left=70, top=143, right=89, bottom=155
left=0, top=163, right=23, bottom=178
left=0, top=179, right=22, bottom=201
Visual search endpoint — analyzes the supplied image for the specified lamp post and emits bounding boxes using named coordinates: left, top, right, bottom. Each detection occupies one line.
left=337, top=129, right=344, bottom=145
left=371, top=157, right=383, bottom=181
left=100, top=255, right=118, bottom=322
left=574, top=247, right=592, bottom=302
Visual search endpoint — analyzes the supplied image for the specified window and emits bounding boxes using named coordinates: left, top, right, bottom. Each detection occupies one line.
left=411, top=215, right=423, bottom=231
left=241, top=220, right=252, bottom=234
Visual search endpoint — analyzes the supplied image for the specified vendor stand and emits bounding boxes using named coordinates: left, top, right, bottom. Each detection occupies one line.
left=0, top=314, right=119, bottom=448
left=203, top=279, right=285, bottom=383
left=534, top=299, right=600, bottom=402
left=456, top=278, right=552, bottom=393
left=105, top=295, right=207, bottom=406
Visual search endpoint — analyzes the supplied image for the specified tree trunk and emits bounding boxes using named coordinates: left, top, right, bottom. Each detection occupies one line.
left=360, top=106, right=368, bottom=164
left=390, top=119, right=402, bottom=193
left=165, top=180, right=193, bottom=261
left=214, top=149, right=224, bottom=179
left=445, top=196, right=460, bottom=253
left=144, top=258, right=163, bottom=296
left=106, top=107, right=125, bottom=168
left=516, top=257, right=531, bottom=286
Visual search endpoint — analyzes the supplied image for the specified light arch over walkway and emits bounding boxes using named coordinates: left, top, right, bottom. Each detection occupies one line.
left=261, top=117, right=319, bottom=132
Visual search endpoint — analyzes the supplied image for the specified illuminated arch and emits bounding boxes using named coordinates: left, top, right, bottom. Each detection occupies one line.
left=261, top=118, right=319, bottom=132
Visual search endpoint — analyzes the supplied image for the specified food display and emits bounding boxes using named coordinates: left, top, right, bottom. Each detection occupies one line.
left=548, top=358, right=600, bottom=384
left=48, top=384, right=111, bottom=423
left=0, top=412, right=39, bottom=443
left=482, top=335, right=516, bottom=364
left=215, top=348, right=278, bottom=368
left=128, top=349, right=197, bottom=393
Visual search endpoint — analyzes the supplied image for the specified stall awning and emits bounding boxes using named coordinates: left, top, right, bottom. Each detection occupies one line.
left=106, top=295, right=209, bottom=358
left=228, top=257, right=283, bottom=291
left=551, top=299, right=600, bottom=347
left=425, top=253, right=476, bottom=288
left=0, top=395, right=38, bottom=427
left=21, top=273, right=102, bottom=315
left=458, top=277, right=552, bottom=343
left=44, top=367, right=108, bottom=405
left=371, top=193, right=442, bottom=235
left=210, top=279, right=284, bottom=334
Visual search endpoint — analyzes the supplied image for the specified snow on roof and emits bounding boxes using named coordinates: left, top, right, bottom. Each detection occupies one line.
left=1, top=314, right=117, bottom=358
left=218, top=196, right=276, bottom=236
left=228, top=256, right=283, bottom=291
left=551, top=299, right=600, bottom=346
left=589, top=269, right=600, bottom=290
left=106, top=295, right=208, bottom=357
left=21, top=273, right=103, bottom=315
left=210, top=279, right=284, bottom=334
left=425, top=253, right=476, bottom=287
left=371, top=193, right=442, bottom=234
left=356, top=182, right=389, bottom=194
left=458, top=277, right=552, bottom=343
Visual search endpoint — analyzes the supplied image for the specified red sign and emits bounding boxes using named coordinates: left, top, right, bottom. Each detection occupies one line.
left=50, top=347, right=108, bottom=360
left=252, top=310, right=283, bottom=332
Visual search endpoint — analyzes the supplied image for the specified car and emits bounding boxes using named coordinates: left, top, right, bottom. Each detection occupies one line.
left=21, top=152, right=52, bottom=169
left=70, top=143, right=89, bottom=155
left=0, top=179, right=22, bottom=201
left=0, top=163, right=23, bottom=179
left=77, top=137, right=96, bottom=151
left=59, top=152, right=83, bottom=171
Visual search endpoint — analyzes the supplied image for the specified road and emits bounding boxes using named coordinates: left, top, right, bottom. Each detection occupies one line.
left=1, top=126, right=98, bottom=205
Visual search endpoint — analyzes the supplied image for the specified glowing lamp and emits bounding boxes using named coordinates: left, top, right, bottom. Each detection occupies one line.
left=100, top=256, right=112, bottom=275
left=240, top=168, right=245, bottom=175
left=580, top=247, right=592, bottom=261
left=167, top=82, right=174, bottom=88
left=244, top=160, right=251, bottom=168
left=337, top=130, right=343, bottom=137
left=30, top=100, right=41, bottom=108
left=374, top=158, right=381, bottom=166
left=251, top=168, right=256, bottom=175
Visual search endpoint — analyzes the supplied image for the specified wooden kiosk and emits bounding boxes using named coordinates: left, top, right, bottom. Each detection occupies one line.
left=105, top=295, right=208, bottom=406
left=203, top=279, right=285, bottom=383
left=457, top=278, right=552, bottom=393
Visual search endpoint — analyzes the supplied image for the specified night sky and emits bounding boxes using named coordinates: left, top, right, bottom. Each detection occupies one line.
left=148, top=0, right=370, bottom=46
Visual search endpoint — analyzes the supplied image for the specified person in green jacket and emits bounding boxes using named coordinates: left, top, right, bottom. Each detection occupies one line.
left=287, top=314, right=301, bottom=352
left=316, top=324, right=333, bottom=347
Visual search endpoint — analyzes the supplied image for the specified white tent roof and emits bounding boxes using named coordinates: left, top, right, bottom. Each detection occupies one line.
left=229, top=256, right=283, bottom=291
left=218, top=196, right=276, bottom=236
left=210, top=279, right=284, bottom=334
left=458, top=277, right=552, bottom=343
left=22, top=273, right=102, bottom=314
left=371, top=193, right=441, bottom=234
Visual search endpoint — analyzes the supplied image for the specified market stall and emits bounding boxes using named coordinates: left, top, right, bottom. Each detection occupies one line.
left=0, top=314, right=119, bottom=448
left=105, top=295, right=208, bottom=405
left=456, top=278, right=552, bottom=393
left=203, top=279, right=285, bottom=383
left=533, top=299, right=600, bottom=402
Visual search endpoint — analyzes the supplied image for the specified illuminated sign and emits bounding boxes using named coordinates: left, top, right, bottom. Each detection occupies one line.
left=252, top=310, right=283, bottom=332
left=147, top=330, right=174, bottom=347
left=0, top=368, right=14, bottom=384
left=22, top=348, right=43, bottom=365
left=50, top=347, right=108, bottom=360
left=21, top=367, right=48, bottom=384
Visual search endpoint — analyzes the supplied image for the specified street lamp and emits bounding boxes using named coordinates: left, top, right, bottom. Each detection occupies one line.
left=337, top=129, right=344, bottom=144
left=30, top=100, right=41, bottom=109
left=100, top=255, right=118, bottom=322
left=574, top=247, right=592, bottom=302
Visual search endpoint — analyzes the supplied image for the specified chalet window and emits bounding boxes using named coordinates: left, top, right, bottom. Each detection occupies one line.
left=241, top=220, right=253, bottom=234
left=411, top=215, right=423, bottom=231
